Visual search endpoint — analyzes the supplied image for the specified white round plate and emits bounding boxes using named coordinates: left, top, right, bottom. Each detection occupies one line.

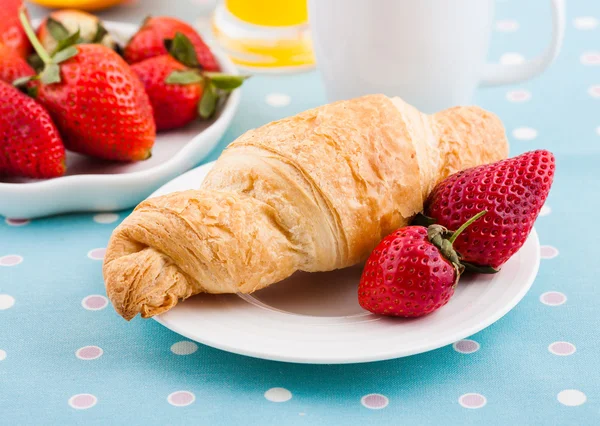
left=151, top=162, right=541, bottom=364
left=0, top=21, right=240, bottom=219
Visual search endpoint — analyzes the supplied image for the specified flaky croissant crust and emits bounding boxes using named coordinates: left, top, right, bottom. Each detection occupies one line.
left=104, top=95, right=508, bottom=320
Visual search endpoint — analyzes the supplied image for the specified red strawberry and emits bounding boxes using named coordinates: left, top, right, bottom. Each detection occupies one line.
left=0, top=80, right=65, bottom=178
left=124, top=16, right=220, bottom=71
left=0, top=0, right=32, bottom=58
left=0, top=44, right=35, bottom=84
left=424, top=150, right=555, bottom=270
left=130, top=33, right=246, bottom=131
left=20, top=10, right=156, bottom=161
left=132, top=55, right=203, bottom=131
left=358, top=213, right=485, bottom=317
left=36, top=9, right=116, bottom=54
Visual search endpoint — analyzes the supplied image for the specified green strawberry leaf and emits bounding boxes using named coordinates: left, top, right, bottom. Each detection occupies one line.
left=92, top=23, right=108, bottom=43
left=27, top=53, right=45, bottom=72
left=204, top=73, right=249, bottom=90
left=199, top=82, right=218, bottom=119
left=166, top=32, right=199, bottom=68
left=12, top=75, right=36, bottom=87
left=27, top=85, right=39, bottom=98
left=47, top=17, right=70, bottom=41
left=53, top=46, right=78, bottom=64
left=165, top=69, right=203, bottom=85
left=40, top=63, right=61, bottom=85
left=52, top=29, right=82, bottom=56
left=461, top=261, right=499, bottom=274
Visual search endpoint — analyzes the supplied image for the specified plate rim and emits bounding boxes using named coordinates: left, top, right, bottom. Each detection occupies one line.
left=151, top=162, right=541, bottom=364
left=0, top=21, right=240, bottom=193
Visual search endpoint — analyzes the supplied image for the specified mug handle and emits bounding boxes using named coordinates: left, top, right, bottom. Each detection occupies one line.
left=480, top=0, right=565, bottom=87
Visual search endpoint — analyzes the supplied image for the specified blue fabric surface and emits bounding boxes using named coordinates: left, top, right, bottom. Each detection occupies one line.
left=2, top=0, right=599, bottom=424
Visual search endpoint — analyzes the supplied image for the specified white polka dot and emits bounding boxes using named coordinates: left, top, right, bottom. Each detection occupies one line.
left=5, top=218, right=29, bottom=226
left=81, top=295, right=108, bottom=311
left=93, top=213, right=119, bottom=224
left=580, top=51, right=600, bottom=65
left=0, top=255, right=23, bottom=267
left=264, top=387, right=292, bottom=402
left=171, top=341, right=198, bottom=355
left=500, top=53, right=525, bottom=65
left=574, top=17, right=598, bottom=31
left=459, top=393, right=487, bottom=409
left=589, top=85, right=600, bottom=98
left=68, top=394, right=97, bottom=410
left=87, top=248, right=106, bottom=260
left=76, top=346, right=104, bottom=360
left=299, top=412, right=306, bottom=416
left=540, top=291, right=567, bottom=306
left=0, top=294, right=15, bottom=310
left=496, top=20, right=519, bottom=32
left=0, top=350, right=6, bottom=361
left=596, top=126, right=600, bottom=136
left=506, top=90, right=531, bottom=102
left=167, top=391, right=196, bottom=407
left=557, top=389, right=586, bottom=406
left=540, top=245, right=559, bottom=259
left=453, top=339, right=480, bottom=354
left=265, top=93, right=291, bottom=107
left=512, top=127, right=538, bottom=140
left=548, top=341, right=576, bottom=356
left=361, top=393, right=389, bottom=409
left=539, top=204, right=551, bottom=217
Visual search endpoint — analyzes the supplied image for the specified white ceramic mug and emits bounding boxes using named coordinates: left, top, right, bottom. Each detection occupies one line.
left=308, top=0, right=565, bottom=112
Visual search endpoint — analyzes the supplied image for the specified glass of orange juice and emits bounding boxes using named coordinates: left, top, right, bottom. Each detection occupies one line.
left=212, top=0, right=315, bottom=72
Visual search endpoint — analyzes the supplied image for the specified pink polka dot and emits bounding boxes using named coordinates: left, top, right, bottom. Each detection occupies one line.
left=459, top=393, right=487, bottom=409
left=76, top=346, right=103, bottom=360
left=82, top=295, right=108, bottom=311
left=549, top=341, right=576, bottom=356
left=168, top=391, right=195, bottom=407
left=540, top=245, right=559, bottom=259
left=68, top=394, right=97, bottom=410
left=496, top=19, right=519, bottom=32
left=453, top=340, right=480, bottom=354
left=589, top=85, right=600, bottom=98
left=540, top=291, right=566, bottom=306
left=581, top=52, right=600, bottom=65
left=361, top=394, right=389, bottom=409
left=5, top=218, right=29, bottom=226
left=0, top=255, right=23, bottom=267
left=506, top=90, right=531, bottom=102
left=87, top=248, right=106, bottom=260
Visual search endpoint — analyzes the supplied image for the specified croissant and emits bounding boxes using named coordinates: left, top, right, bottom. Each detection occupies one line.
left=103, top=94, right=508, bottom=320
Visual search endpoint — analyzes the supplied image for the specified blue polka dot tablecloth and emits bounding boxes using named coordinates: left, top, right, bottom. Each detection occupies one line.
left=3, top=0, right=598, bottom=424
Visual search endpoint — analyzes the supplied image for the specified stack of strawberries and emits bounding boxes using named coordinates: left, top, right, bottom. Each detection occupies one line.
left=0, top=1, right=245, bottom=179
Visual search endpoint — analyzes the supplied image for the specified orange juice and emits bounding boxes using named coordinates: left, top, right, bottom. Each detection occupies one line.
left=213, top=0, right=314, bottom=71
left=225, top=0, right=308, bottom=27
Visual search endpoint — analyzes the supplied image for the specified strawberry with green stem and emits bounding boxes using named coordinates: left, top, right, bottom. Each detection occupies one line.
left=358, top=211, right=487, bottom=318
left=131, top=32, right=247, bottom=131
left=18, top=8, right=155, bottom=162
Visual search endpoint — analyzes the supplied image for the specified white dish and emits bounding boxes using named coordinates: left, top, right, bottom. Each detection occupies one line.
left=152, top=162, right=541, bottom=364
left=0, top=21, right=240, bottom=219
